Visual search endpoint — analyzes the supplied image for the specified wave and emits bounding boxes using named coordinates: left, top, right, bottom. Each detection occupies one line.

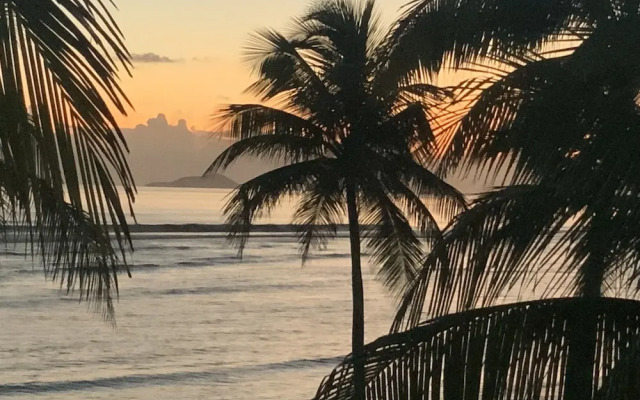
left=134, top=244, right=208, bottom=251
left=309, top=252, right=351, bottom=259
left=0, top=356, right=344, bottom=395
left=176, top=257, right=241, bottom=267
left=126, top=253, right=306, bottom=271
left=130, top=223, right=349, bottom=234
left=0, top=251, right=28, bottom=256
left=140, top=282, right=315, bottom=297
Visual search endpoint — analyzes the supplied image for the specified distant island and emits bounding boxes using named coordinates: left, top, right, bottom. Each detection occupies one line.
left=147, top=174, right=238, bottom=189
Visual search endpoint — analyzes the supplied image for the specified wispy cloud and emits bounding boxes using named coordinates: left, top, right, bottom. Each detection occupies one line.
left=131, top=52, right=177, bottom=64
left=191, top=56, right=218, bottom=63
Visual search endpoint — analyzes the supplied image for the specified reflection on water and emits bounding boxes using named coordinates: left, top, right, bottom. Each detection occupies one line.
left=125, top=187, right=300, bottom=225
left=0, top=187, right=528, bottom=399
left=0, top=188, right=389, bottom=400
left=126, top=187, right=452, bottom=228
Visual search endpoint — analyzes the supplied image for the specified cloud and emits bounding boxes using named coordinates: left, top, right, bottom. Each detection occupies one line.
left=123, top=113, right=277, bottom=185
left=131, top=52, right=177, bottom=64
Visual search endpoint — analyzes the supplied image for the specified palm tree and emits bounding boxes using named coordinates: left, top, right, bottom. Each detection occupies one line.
left=0, top=1, right=135, bottom=318
left=205, top=1, right=465, bottom=398
left=311, top=0, right=640, bottom=399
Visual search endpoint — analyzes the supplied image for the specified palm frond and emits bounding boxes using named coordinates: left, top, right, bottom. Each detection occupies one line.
left=34, top=183, right=124, bottom=320
left=438, top=56, right=577, bottom=180
left=360, top=186, right=424, bottom=293
left=244, top=28, right=332, bottom=112
left=399, top=82, right=451, bottom=103
left=390, top=0, right=585, bottom=77
left=375, top=102, right=435, bottom=162
left=314, top=298, right=640, bottom=400
left=293, top=172, right=345, bottom=263
left=594, top=333, right=640, bottom=400
left=205, top=134, right=324, bottom=176
left=391, top=185, right=569, bottom=331
left=215, top=104, right=326, bottom=140
left=302, top=0, right=382, bottom=63
left=382, top=178, right=444, bottom=243
left=0, top=155, right=125, bottom=320
left=223, top=159, right=334, bottom=255
left=436, top=15, right=640, bottom=181
left=0, top=0, right=134, bottom=316
left=567, top=15, right=640, bottom=79
left=398, top=157, right=467, bottom=222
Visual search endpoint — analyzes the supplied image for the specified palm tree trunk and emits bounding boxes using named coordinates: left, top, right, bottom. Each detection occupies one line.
left=565, top=214, right=607, bottom=400
left=565, top=297, right=598, bottom=400
left=346, top=182, right=366, bottom=400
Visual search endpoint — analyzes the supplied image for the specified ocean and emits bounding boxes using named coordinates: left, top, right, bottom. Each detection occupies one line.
left=0, top=187, right=402, bottom=400
left=0, top=186, right=555, bottom=399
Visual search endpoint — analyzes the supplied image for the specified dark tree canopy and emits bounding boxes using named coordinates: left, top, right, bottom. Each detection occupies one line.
left=313, top=0, right=640, bottom=399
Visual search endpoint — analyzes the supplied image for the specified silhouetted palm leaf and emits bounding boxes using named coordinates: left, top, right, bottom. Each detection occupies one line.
left=390, top=0, right=593, bottom=78
left=0, top=1, right=133, bottom=318
left=293, top=172, right=345, bottom=263
left=223, top=159, right=336, bottom=255
left=314, top=298, right=640, bottom=400
left=594, top=334, right=640, bottom=400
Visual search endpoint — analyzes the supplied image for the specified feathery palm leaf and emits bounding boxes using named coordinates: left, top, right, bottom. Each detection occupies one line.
left=216, top=104, right=326, bottom=140
left=391, top=0, right=594, bottom=77
left=314, top=298, right=640, bottom=400
left=205, top=134, right=323, bottom=175
left=360, top=188, right=424, bottom=292
left=223, top=159, right=337, bottom=254
left=0, top=1, right=133, bottom=317
left=391, top=2, right=640, bottom=327
left=293, top=173, right=345, bottom=263
left=391, top=185, right=569, bottom=331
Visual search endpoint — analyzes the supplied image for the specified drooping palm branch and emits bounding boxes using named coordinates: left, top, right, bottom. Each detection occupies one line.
left=0, top=1, right=135, bottom=318
left=313, top=298, right=640, bottom=400
left=390, top=8, right=640, bottom=330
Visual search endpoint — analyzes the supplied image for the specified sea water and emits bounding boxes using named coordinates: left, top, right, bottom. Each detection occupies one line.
left=0, top=188, right=400, bottom=400
left=0, top=187, right=551, bottom=399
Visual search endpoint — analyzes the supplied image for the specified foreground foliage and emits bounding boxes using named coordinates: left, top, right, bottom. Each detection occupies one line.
left=0, top=1, right=135, bottom=317
left=314, top=298, right=640, bottom=400
left=313, top=0, right=640, bottom=398
left=390, top=0, right=640, bottom=333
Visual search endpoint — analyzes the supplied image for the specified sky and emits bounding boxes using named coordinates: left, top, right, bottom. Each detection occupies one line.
left=122, top=114, right=278, bottom=185
left=114, top=0, right=412, bottom=130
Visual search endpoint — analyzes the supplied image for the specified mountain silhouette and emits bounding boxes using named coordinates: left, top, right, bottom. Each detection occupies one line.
left=147, top=174, right=238, bottom=189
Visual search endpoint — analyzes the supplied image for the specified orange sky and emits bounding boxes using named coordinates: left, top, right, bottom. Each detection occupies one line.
left=113, top=0, right=412, bottom=130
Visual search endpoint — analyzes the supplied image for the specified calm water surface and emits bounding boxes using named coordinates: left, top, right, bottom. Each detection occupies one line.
left=0, top=187, right=545, bottom=399
left=0, top=188, right=398, bottom=400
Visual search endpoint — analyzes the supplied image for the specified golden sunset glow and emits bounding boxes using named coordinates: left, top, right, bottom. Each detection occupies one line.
left=114, top=0, right=410, bottom=130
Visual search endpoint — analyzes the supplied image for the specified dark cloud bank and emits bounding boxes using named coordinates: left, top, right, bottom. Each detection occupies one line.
left=123, top=114, right=484, bottom=193
left=123, top=114, right=276, bottom=185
